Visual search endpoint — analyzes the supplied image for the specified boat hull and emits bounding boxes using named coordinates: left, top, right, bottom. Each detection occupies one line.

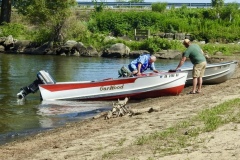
left=181, top=61, right=238, bottom=85
left=39, top=72, right=188, bottom=101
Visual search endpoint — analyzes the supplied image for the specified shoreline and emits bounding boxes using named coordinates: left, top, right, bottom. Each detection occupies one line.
left=0, top=58, right=240, bottom=159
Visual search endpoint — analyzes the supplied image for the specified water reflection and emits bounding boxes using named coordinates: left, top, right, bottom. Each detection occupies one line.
left=37, top=101, right=112, bottom=128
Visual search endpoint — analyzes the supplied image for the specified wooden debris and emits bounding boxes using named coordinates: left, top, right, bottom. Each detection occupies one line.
left=92, top=112, right=108, bottom=119
left=104, top=97, right=158, bottom=119
left=130, top=107, right=157, bottom=115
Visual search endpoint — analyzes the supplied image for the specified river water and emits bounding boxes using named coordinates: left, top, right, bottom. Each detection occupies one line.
left=0, top=53, right=191, bottom=145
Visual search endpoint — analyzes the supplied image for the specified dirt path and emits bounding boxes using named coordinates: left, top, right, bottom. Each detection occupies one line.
left=1, top=59, right=240, bottom=160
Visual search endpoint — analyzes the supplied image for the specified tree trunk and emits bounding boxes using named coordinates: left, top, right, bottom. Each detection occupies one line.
left=52, top=22, right=64, bottom=43
left=0, top=0, right=12, bottom=24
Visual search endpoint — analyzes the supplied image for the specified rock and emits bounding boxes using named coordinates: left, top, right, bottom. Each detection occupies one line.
left=164, top=33, right=174, bottom=39
left=102, top=43, right=130, bottom=58
left=185, top=33, right=191, bottom=40
left=155, top=50, right=182, bottom=59
left=129, top=50, right=150, bottom=58
left=81, top=46, right=100, bottom=57
left=214, top=51, right=223, bottom=56
left=24, top=42, right=52, bottom=55
left=11, top=40, right=33, bottom=53
left=0, top=37, right=6, bottom=45
left=103, top=36, right=116, bottom=43
left=3, top=35, right=15, bottom=50
left=199, top=41, right=206, bottom=44
left=57, top=41, right=82, bottom=55
left=204, top=53, right=211, bottom=59
left=4, top=35, right=14, bottom=46
left=174, top=33, right=185, bottom=40
left=0, top=45, right=5, bottom=52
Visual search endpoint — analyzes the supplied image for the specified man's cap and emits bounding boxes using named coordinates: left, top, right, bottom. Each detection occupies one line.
left=183, top=39, right=190, bottom=44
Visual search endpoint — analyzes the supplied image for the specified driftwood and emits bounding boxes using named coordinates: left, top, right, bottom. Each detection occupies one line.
left=130, top=107, right=157, bottom=115
left=104, top=97, right=158, bottom=119
left=92, top=112, right=108, bottom=119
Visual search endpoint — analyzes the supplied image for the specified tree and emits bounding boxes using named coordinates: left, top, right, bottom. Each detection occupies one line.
left=92, top=0, right=104, bottom=12
left=0, top=0, right=12, bottom=24
left=212, top=0, right=224, bottom=8
left=14, top=0, right=77, bottom=42
left=152, top=2, right=167, bottom=13
left=221, top=3, right=239, bottom=22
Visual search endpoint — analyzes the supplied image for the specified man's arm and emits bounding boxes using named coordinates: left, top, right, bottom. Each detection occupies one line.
left=151, top=63, right=159, bottom=73
left=176, top=56, right=186, bottom=70
left=137, top=63, right=142, bottom=75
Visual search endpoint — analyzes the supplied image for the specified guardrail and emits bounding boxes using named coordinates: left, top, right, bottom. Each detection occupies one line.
left=77, top=2, right=213, bottom=8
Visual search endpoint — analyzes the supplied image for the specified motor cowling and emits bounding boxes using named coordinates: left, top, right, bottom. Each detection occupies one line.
left=17, top=70, right=56, bottom=99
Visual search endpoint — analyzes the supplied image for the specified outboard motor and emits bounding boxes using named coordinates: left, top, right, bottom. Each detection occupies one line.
left=17, top=70, right=56, bottom=100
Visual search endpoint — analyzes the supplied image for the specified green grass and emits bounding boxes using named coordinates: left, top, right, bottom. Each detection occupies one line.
left=133, top=98, right=240, bottom=156
left=102, top=149, right=122, bottom=159
left=201, top=43, right=240, bottom=55
left=101, top=98, right=240, bottom=159
left=118, top=138, right=127, bottom=146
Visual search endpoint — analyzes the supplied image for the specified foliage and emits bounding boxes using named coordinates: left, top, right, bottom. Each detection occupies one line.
left=7, top=3, right=240, bottom=54
left=220, top=3, right=239, bottom=21
left=62, top=16, right=91, bottom=43
left=28, top=27, right=52, bottom=43
left=102, top=37, right=183, bottom=53
left=0, top=22, right=26, bottom=38
left=89, top=10, right=161, bottom=37
left=82, top=33, right=106, bottom=50
left=14, top=0, right=77, bottom=43
left=201, top=43, right=240, bottom=55
left=92, top=0, right=104, bottom=12
left=211, top=0, right=224, bottom=8
left=15, top=0, right=76, bottom=24
left=151, top=2, right=167, bottom=13
left=137, top=38, right=183, bottom=53
left=89, top=6, right=240, bottom=44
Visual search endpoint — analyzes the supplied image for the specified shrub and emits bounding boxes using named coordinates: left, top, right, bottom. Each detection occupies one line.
left=0, top=23, right=26, bottom=38
left=63, top=16, right=90, bottom=42
left=28, top=27, right=52, bottom=43
left=152, top=3, right=167, bottom=13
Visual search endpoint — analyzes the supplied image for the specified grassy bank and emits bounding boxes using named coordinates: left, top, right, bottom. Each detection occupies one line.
left=102, top=98, right=240, bottom=159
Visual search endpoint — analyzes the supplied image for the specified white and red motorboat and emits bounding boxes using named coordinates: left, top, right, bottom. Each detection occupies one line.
left=17, top=70, right=188, bottom=101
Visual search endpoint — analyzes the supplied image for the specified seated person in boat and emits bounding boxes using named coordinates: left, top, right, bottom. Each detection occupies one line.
left=128, top=54, right=159, bottom=76
left=175, top=39, right=207, bottom=94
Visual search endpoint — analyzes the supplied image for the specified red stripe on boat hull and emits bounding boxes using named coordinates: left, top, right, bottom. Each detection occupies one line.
left=68, top=85, right=185, bottom=101
left=40, top=78, right=137, bottom=92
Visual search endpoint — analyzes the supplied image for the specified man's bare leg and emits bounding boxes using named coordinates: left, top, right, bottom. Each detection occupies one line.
left=197, top=77, right=203, bottom=93
left=192, top=77, right=198, bottom=93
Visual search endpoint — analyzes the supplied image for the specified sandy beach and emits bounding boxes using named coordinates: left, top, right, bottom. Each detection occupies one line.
left=1, top=57, right=240, bottom=160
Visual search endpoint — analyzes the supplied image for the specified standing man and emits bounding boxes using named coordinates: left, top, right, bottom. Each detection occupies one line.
left=128, top=54, right=159, bottom=76
left=175, top=39, right=207, bottom=94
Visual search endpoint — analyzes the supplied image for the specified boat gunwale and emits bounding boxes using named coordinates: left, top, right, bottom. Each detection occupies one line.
left=181, top=60, right=238, bottom=72
left=39, top=72, right=188, bottom=85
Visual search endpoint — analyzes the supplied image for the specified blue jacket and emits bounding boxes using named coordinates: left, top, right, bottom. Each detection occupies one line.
left=128, top=54, right=156, bottom=73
